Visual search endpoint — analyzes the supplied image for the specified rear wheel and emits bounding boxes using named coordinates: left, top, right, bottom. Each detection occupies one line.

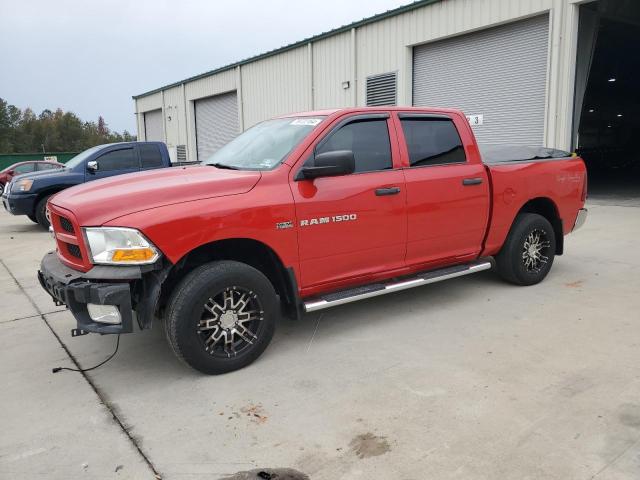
left=495, top=213, right=556, bottom=286
left=164, top=261, right=278, bottom=374
left=27, top=214, right=38, bottom=224
left=35, top=195, right=52, bottom=229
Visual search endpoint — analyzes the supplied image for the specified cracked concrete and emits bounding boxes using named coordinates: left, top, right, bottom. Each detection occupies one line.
left=1, top=197, right=639, bottom=479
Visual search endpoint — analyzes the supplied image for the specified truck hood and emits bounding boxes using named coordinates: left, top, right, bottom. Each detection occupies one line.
left=50, top=165, right=261, bottom=226
left=13, top=168, right=70, bottom=182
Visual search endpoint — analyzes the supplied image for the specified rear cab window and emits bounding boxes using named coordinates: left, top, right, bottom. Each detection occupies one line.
left=399, top=116, right=466, bottom=167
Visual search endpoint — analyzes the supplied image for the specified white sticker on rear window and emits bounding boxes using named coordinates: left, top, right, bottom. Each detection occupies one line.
left=290, top=118, right=322, bottom=126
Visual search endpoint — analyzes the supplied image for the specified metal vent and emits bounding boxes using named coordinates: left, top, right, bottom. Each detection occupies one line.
left=366, top=72, right=397, bottom=106
left=66, top=243, right=82, bottom=259
left=176, top=145, right=187, bottom=162
left=58, top=216, right=74, bottom=233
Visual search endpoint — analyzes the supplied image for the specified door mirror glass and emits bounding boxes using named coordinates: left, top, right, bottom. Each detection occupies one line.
left=87, top=160, right=99, bottom=172
left=301, top=150, right=355, bottom=179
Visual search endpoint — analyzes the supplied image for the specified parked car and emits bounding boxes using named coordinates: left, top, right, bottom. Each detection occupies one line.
left=2, top=142, right=171, bottom=228
left=0, top=160, right=63, bottom=191
left=38, top=107, right=588, bottom=374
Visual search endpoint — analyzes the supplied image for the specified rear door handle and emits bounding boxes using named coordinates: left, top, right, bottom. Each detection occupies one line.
left=375, top=187, right=401, bottom=196
left=462, top=178, right=483, bottom=186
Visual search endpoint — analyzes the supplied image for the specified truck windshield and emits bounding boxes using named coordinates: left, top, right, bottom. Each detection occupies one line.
left=63, top=145, right=104, bottom=169
left=204, top=117, right=325, bottom=170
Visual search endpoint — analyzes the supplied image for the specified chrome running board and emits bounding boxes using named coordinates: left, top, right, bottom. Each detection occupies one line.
left=303, top=259, right=492, bottom=313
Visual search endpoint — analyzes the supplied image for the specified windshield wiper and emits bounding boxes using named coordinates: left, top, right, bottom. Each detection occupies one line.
left=209, top=162, right=240, bottom=170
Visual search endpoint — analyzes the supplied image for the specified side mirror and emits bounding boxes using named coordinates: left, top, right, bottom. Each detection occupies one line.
left=7, top=169, right=14, bottom=176
left=87, top=160, right=98, bottom=172
left=300, top=150, right=355, bottom=179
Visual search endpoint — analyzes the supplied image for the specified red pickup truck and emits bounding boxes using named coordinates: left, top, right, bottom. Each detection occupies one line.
left=38, top=107, right=588, bottom=374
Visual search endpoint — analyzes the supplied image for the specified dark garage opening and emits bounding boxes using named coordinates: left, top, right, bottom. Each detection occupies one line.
left=574, top=0, right=640, bottom=198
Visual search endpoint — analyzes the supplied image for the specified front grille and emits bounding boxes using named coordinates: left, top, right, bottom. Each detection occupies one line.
left=66, top=243, right=82, bottom=259
left=59, top=215, right=74, bottom=233
left=49, top=204, right=90, bottom=271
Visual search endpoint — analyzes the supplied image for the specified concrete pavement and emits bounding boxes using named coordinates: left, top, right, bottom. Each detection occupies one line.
left=1, top=199, right=639, bottom=479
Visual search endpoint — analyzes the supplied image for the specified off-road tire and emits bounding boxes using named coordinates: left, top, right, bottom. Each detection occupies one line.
left=35, top=195, right=52, bottom=229
left=164, top=261, right=278, bottom=374
left=495, top=213, right=556, bottom=286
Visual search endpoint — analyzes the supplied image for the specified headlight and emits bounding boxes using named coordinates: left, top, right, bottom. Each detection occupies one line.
left=84, top=227, right=160, bottom=265
left=13, top=178, right=34, bottom=192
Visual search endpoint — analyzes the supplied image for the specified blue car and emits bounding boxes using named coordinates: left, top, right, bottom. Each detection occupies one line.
left=2, top=142, right=172, bottom=228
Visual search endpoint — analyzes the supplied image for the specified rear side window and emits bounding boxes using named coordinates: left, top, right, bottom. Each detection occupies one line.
left=13, top=163, right=36, bottom=174
left=317, top=119, right=392, bottom=173
left=400, top=118, right=466, bottom=167
left=139, top=144, right=164, bottom=168
left=96, top=148, right=139, bottom=171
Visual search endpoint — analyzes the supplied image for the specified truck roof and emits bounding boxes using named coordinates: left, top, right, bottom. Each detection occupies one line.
left=277, top=106, right=464, bottom=118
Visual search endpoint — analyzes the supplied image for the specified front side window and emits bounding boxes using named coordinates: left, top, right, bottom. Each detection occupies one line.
left=14, top=163, right=36, bottom=174
left=316, top=119, right=392, bottom=173
left=205, top=117, right=325, bottom=170
left=400, top=118, right=466, bottom=167
left=97, top=148, right=138, bottom=171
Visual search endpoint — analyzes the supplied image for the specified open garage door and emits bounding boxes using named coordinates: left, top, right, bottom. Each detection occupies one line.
left=575, top=0, right=640, bottom=197
left=144, top=109, right=163, bottom=142
left=413, top=15, right=549, bottom=146
left=195, top=91, right=239, bottom=161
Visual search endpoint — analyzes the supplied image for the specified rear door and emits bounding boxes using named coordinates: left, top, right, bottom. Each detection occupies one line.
left=88, top=146, right=140, bottom=181
left=291, top=113, right=407, bottom=289
left=394, top=113, right=490, bottom=267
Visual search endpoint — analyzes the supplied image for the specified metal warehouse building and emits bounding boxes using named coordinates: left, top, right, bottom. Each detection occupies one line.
left=133, top=0, right=639, bottom=182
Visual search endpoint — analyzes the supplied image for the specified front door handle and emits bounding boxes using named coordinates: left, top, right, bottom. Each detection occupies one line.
left=375, top=187, right=401, bottom=196
left=462, top=178, right=483, bottom=186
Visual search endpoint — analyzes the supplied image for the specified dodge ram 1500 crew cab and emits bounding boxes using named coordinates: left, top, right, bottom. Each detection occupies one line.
left=38, top=108, right=588, bottom=374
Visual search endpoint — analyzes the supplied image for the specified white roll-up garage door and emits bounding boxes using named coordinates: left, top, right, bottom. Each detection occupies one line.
left=144, top=109, right=163, bottom=142
left=413, top=15, right=549, bottom=146
left=195, top=91, right=239, bottom=161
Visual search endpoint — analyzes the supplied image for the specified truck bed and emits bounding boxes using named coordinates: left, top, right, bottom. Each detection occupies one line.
left=480, top=147, right=586, bottom=257
left=479, top=144, right=572, bottom=164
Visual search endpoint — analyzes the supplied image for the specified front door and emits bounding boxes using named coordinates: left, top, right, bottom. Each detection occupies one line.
left=291, top=114, right=407, bottom=289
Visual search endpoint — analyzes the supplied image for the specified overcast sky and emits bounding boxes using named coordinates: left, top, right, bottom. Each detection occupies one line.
left=0, top=0, right=410, bottom=134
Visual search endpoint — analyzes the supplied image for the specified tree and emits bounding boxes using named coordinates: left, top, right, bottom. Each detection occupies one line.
left=0, top=97, right=136, bottom=153
left=97, top=116, right=107, bottom=136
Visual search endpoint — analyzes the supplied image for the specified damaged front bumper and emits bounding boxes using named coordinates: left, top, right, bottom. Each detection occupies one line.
left=38, top=251, right=166, bottom=335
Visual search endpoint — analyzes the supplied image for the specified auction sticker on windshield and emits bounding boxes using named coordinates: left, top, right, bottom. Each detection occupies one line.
left=290, top=118, right=322, bottom=126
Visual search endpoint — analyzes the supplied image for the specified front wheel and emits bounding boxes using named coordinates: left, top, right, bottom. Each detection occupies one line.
left=495, top=213, right=556, bottom=286
left=35, top=195, right=52, bottom=229
left=164, top=261, right=278, bottom=374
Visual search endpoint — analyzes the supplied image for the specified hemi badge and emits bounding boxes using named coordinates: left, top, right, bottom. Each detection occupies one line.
left=276, top=221, right=293, bottom=230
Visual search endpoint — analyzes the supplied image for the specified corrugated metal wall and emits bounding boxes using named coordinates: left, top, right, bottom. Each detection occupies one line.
left=163, top=86, right=187, bottom=157
left=241, top=46, right=311, bottom=128
left=312, top=31, right=354, bottom=109
left=135, top=0, right=581, bottom=156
